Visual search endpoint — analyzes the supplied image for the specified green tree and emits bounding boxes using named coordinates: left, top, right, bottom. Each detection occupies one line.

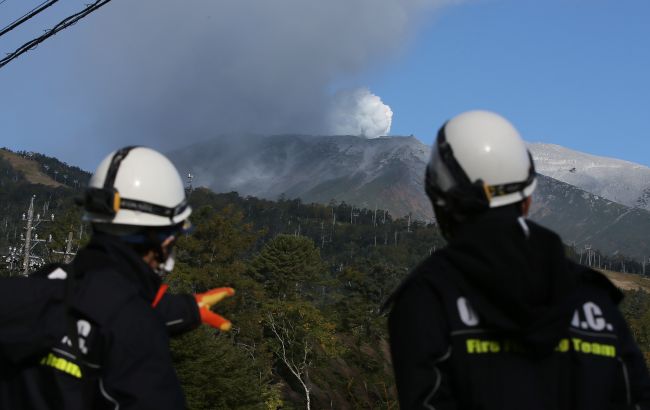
left=169, top=203, right=277, bottom=409
left=169, top=204, right=261, bottom=292
left=171, top=327, right=280, bottom=409
left=250, top=235, right=325, bottom=300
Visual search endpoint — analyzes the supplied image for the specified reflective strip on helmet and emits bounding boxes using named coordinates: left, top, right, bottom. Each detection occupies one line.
left=119, top=197, right=189, bottom=219
left=485, top=151, right=536, bottom=198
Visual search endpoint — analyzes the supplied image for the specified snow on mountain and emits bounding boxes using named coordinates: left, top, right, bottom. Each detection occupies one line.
left=527, top=143, right=650, bottom=210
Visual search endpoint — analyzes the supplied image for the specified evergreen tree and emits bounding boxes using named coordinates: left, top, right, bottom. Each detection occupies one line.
left=250, top=235, right=325, bottom=300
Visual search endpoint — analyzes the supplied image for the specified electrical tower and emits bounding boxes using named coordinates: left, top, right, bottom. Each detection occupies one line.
left=2, top=196, right=54, bottom=275
left=21, top=195, right=54, bottom=275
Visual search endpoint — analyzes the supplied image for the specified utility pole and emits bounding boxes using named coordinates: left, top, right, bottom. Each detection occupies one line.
left=21, top=196, right=36, bottom=275
left=63, top=231, right=75, bottom=263
left=320, top=222, right=325, bottom=249
left=583, top=245, right=592, bottom=267
left=20, top=195, right=53, bottom=275
left=52, top=231, right=77, bottom=264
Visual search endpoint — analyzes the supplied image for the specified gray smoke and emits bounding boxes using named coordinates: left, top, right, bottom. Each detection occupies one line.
left=65, top=0, right=460, bottom=151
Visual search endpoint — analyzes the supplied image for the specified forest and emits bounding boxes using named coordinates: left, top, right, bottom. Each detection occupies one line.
left=2, top=148, right=650, bottom=409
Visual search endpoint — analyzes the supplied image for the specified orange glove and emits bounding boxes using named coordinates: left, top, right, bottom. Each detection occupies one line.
left=195, top=287, right=235, bottom=331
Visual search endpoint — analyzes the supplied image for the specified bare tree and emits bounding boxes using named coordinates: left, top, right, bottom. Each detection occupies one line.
left=267, top=312, right=312, bottom=410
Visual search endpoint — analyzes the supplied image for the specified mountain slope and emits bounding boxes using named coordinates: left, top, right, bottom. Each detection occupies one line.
left=528, top=143, right=650, bottom=211
left=170, top=134, right=650, bottom=259
left=169, top=134, right=431, bottom=219
left=530, top=174, right=650, bottom=259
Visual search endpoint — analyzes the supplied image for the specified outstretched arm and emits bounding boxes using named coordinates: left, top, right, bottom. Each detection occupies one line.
left=153, top=286, right=235, bottom=336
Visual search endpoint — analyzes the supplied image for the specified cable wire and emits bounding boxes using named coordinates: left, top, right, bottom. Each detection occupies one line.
left=0, top=0, right=59, bottom=38
left=0, top=0, right=114, bottom=69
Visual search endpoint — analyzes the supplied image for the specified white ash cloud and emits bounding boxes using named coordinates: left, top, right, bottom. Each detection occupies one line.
left=329, top=88, right=393, bottom=138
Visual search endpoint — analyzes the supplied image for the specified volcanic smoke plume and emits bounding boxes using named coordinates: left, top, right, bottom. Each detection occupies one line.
left=329, top=88, right=393, bottom=138
left=59, top=0, right=461, bottom=151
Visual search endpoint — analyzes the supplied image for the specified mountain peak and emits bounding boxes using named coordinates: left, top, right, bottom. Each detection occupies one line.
left=527, top=142, right=650, bottom=211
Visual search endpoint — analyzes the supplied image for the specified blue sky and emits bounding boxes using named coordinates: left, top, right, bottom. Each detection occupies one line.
left=0, top=0, right=649, bottom=169
left=364, top=0, right=650, bottom=166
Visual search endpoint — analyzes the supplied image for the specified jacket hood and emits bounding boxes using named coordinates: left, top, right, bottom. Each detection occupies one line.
left=73, top=233, right=162, bottom=302
left=440, top=206, right=583, bottom=352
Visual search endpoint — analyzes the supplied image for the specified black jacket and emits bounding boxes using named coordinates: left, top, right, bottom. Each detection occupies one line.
left=387, top=207, right=650, bottom=410
left=0, top=233, right=200, bottom=410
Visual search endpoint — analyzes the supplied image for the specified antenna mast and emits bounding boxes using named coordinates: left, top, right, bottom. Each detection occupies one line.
left=185, top=172, right=194, bottom=193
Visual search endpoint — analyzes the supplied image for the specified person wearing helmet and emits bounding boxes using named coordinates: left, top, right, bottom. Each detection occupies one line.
left=0, top=146, right=233, bottom=409
left=385, top=111, right=650, bottom=409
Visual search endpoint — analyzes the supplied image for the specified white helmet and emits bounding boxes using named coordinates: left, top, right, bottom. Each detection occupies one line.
left=425, top=110, right=536, bottom=212
left=83, top=146, right=191, bottom=227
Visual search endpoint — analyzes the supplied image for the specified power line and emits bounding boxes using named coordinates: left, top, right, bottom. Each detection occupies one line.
left=0, top=0, right=114, bottom=69
left=0, top=0, right=59, bottom=38
left=0, top=0, right=10, bottom=7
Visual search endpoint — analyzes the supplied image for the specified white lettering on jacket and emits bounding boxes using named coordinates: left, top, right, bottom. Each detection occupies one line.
left=457, top=297, right=479, bottom=327
left=571, top=301, right=613, bottom=332
left=61, top=319, right=92, bottom=355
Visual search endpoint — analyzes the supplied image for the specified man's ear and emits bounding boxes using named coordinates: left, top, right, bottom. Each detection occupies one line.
left=521, top=196, right=532, bottom=217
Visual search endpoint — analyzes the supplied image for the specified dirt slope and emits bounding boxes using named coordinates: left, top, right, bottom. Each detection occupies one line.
left=601, top=269, right=650, bottom=293
left=0, top=149, right=62, bottom=187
